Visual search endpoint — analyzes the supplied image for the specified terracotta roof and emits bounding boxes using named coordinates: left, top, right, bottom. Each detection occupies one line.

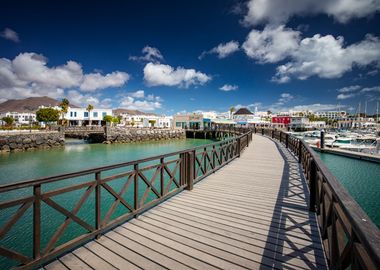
left=234, top=108, right=253, bottom=115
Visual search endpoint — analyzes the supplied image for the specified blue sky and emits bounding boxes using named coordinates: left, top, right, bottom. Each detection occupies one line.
left=1, top=0, right=380, bottom=115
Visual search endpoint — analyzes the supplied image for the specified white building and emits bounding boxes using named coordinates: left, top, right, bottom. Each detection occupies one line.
left=315, top=111, right=347, bottom=120
left=119, top=114, right=172, bottom=128
left=290, top=116, right=310, bottom=129
left=65, top=107, right=113, bottom=126
left=2, top=112, right=37, bottom=125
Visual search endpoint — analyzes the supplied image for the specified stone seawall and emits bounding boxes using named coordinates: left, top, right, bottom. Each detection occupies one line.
left=101, top=128, right=185, bottom=144
left=0, top=132, right=65, bottom=153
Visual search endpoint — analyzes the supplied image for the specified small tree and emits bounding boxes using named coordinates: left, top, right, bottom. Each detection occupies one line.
left=86, top=104, right=94, bottom=126
left=36, top=108, right=60, bottom=127
left=103, top=115, right=113, bottom=126
left=229, top=106, right=235, bottom=119
left=2, top=116, right=14, bottom=126
left=130, top=120, right=135, bottom=127
left=59, top=98, right=70, bottom=126
left=112, top=116, right=120, bottom=125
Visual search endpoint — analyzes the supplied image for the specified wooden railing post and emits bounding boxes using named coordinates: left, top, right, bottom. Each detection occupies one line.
left=33, top=184, right=41, bottom=259
left=298, top=140, right=302, bottom=163
left=95, top=171, right=101, bottom=238
left=285, top=133, right=289, bottom=148
left=309, top=159, right=317, bottom=212
left=237, top=137, right=241, bottom=157
left=261, top=128, right=264, bottom=135
left=203, top=147, right=207, bottom=174
left=212, top=145, right=216, bottom=169
left=271, top=130, right=274, bottom=138
left=134, top=164, right=139, bottom=212
left=160, top=157, right=164, bottom=195
left=186, top=151, right=194, bottom=190
left=246, top=134, right=249, bottom=147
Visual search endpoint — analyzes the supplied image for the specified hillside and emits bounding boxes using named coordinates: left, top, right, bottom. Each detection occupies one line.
left=113, top=108, right=156, bottom=115
left=0, top=97, right=80, bottom=113
left=0, top=97, right=61, bottom=113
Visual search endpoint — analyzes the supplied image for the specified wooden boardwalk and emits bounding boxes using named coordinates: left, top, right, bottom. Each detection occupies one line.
left=44, top=135, right=327, bottom=270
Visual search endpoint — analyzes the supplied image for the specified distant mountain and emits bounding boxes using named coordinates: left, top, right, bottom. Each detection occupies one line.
left=113, top=108, right=156, bottom=116
left=0, top=96, right=79, bottom=113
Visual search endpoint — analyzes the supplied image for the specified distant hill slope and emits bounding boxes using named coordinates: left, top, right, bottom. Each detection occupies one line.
left=113, top=108, right=156, bottom=115
left=0, top=96, right=80, bottom=113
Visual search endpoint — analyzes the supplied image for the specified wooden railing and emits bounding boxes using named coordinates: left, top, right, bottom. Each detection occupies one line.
left=0, top=130, right=252, bottom=269
left=256, top=127, right=380, bottom=270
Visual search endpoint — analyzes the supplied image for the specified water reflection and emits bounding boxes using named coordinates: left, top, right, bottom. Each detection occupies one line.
left=64, top=139, right=91, bottom=152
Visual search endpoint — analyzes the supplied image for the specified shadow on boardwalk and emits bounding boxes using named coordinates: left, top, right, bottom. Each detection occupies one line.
left=260, top=139, right=327, bottom=269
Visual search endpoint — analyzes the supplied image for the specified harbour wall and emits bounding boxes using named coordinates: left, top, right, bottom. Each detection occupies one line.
left=0, top=132, right=65, bottom=153
left=96, top=128, right=186, bottom=144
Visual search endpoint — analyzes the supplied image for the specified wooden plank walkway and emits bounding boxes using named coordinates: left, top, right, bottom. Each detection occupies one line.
left=44, top=135, right=327, bottom=270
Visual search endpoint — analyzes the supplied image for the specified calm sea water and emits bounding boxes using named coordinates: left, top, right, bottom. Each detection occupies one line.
left=0, top=138, right=215, bottom=184
left=0, top=138, right=215, bottom=269
left=317, top=152, right=380, bottom=229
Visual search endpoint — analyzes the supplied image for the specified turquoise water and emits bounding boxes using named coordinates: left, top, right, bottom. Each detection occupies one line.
left=0, top=138, right=215, bottom=184
left=317, top=152, right=380, bottom=228
left=0, top=138, right=215, bottom=269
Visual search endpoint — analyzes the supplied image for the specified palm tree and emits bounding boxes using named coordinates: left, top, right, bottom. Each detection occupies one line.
left=229, top=106, right=235, bottom=119
left=59, top=98, right=70, bottom=126
left=86, top=104, right=94, bottom=126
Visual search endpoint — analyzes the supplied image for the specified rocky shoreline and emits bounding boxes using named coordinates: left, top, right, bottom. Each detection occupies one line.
left=0, top=132, right=65, bottom=153
left=101, top=128, right=186, bottom=144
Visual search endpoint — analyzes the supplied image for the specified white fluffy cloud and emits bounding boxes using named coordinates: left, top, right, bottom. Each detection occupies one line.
left=242, top=25, right=300, bottom=63
left=130, top=90, right=145, bottom=98
left=119, top=91, right=162, bottom=111
left=0, top=52, right=130, bottom=101
left=337, top=93, right=356, bottom=100
left=80, top=71, right=129, bottom=91
left=361, top=86, right=380, bottom=93
left=129, top=46, right=164, bottom=63
left=66, top=90, right=112, bottom=108
left=219, top=84, right=238, bottom=91
left=337, top=85, right=361, bottom=93
left=199, top=41, right=240, bottom=59
left=241, top=25, right=380, bottom=83
left=336, top=85, right=380, bottom=99
left=290, top=103, right=342, bottom=112
left=1, top=28, right=20, bottom=43
left=271, top=33, right=380, bottom=83
left=243, top=0, right=380, bottom=26
left=143, top=62, right=211, bottom=88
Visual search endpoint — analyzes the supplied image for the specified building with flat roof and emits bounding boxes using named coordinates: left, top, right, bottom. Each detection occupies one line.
left=1, top=112, right=37, bottom=125
left=315, top=111, right=347, bottom=120
left=173, top=114, right=203, bottom=129
left=64, top=107, right=113, bottom=126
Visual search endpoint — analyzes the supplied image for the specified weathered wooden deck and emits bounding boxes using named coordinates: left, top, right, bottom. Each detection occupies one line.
left=44, top=135, right=327, bottom=270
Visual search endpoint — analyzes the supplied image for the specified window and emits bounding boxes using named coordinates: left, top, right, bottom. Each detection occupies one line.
left=74, top=112, right=77, bottom=117
left=93, top=112, right=98, bottom=118
left=102, top=112, right=106, bottom=117
left=84, top=112, right=89, bottom=117
left=70, top=112, right=73, bottom=117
